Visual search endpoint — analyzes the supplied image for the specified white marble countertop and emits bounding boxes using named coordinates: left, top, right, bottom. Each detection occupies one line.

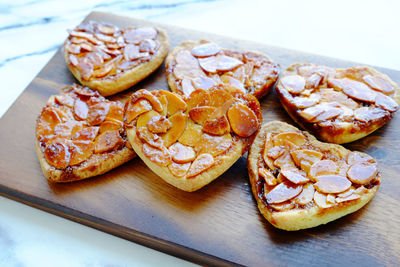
left=1, top=0, right=399, bottom=266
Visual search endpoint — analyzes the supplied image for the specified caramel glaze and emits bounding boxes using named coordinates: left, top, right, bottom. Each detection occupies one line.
left=255, top=131, right=381, bottom=213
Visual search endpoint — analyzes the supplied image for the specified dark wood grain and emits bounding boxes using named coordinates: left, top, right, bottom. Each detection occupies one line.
left=1, top=11, right=399, bottom=266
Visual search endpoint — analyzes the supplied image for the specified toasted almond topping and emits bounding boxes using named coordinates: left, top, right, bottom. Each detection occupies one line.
left=280, top=166, right=309, bottom=184
left=125, top=99, right=152, bottom=125
left=208, top=87, right=233, bottom=107
left=55, top=94, right=75, bottom=107
left=294, top=182, right=315, bottom=205
left=328, top=78, right=377, bottom=102
left=186, top=153, right=215, bottom=178
left=326, top=194, right=336, bottom=204
left=189, top=106, right=216, bottom=125
left=353, top=186, right=367, bottom=195
left=273, top=132, right=306, bottom=148
left=314, top=175, right=351, bottom=194
left=181, top=78, right=196, bottom=97
left=269, top=201, right=295, bottom=211
left=354, top=107, right=389, bottom=122
left=263, top=133, right=276, bottom=170
left=191, top=76, right=217, bottom=90
left=99, top=120, right=122, bottom=134
left=337, top=188, right=355, bottom=198
left=274, top=150, right=295, bottom=168
left=72, top=126, right=99, bottom=142
left=375, top=93, right=399, bottom=112
left=168, top=162, right=191, bottom=177
left=161, top=112, right=187, bottom=147
left=362, top=74, right=395, bottom=95
left=130, top=90, right=163, bottom=113
left=267, top=146, right=285, bottom=160
left=158, top=95, right=168, bottom=116
left=309, top=160, right=338, bottom=181
left=159, top=91, right=187, bottom=116
left=68, top=140, right=95, bottom=166
left=139, top=39, right=157, bottom=53
left=266, top=181, right=303, bottom=204
left=94, top=130, right=123, bottom=153
left=44, top=141, right=71, bottom=169
left=202, top=114, right=230, bottom=136
left=136, top=110, right=160, bottom=129
left=313, top=191, right=333, bottom=208
left=191, top=42, right=221, bottom=57
left=142, top=143, right=171, bottom=167
left=311, top=106, right=342, bottom=123
left=124, top=27, right=157, bottom=44
left=87, top=102, right=110, bottom=126
left=54, top=121, right=81, bottom=139
left=291, top=149, right=323, bottom=170
left=147, top=115, right=172, bottom=134
left=281, top=75, right=306, bottom=94
left=227, top=103, right=259, bottom=137
left=293, top=93, right=321, bottom=108
left=137, top=127, right=164, bottom=149
left=258, top=168, right=277, bottom=186
left=186, top=89, right=211, bottom=109
left=178, top=122, right=203, bottom=147
left=305, top=73, right=322, bottom=88
left=196, top=133, right=232, bottom=156
left=106, top=103, right=124, bottom=122
left=347, top=162, right=378, bottom=184
left=198, top=55, right=242, bottom=73
left=347, top=151, right=376, bottom=165
left=173, top=50, right=205, bottom=79
left=299, top=104, right=325, bottom=121
left=319, top=89, right=359, bottom=109
left=73, top=98, right=89, bottom=120
left=335, top=194, right=360, bottom=203
left=168, top=142, right=196, bottom=163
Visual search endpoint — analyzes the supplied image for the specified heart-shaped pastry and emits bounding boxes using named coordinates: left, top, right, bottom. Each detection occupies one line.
left=248, top=121, right=380, bottom=231
left=124, top=86, right=262, bottom=191
left=36, top=84, right=135, bottom=182
left=276, top=63, right=400, bottom=143
left=165, top=40, right=279, bottom=99
left=64, top=21, right=170, bottom=96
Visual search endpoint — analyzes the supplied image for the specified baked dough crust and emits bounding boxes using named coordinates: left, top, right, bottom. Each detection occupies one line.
left=64, top=27, right=170, bottom=96
left=248, top=121, right=379, bottom=231
left=166, top=40, right=278, bottom=99
left=276, top=63, right=400, bottom=144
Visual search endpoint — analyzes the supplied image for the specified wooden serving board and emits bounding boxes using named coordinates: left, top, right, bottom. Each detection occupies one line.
left=1, top=11, right=399, bottom=266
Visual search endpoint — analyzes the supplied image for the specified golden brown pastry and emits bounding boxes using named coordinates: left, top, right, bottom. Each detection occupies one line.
left=64, top=21, right=170, bottom=96
left=36, top=84, right=135, bottom=182
left=165, top=40, right=279, bottom=99
left=248, top=121, right=380, bottom=231
left=276, top=63, right=400, bottom=143
left=124, top=86, right=261, bottom=191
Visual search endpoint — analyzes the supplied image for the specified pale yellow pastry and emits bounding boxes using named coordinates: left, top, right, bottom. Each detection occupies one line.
left=165, top=40, right=279, bottom=99
left=276, top=63, right=400, bottom=144
left=124, top=86, right=262, bottom=191
left=248, top=121, right=380, bottom=231
left=64, top=21, right=170, bottom=96
left=36, top=84, right=135, bottom=182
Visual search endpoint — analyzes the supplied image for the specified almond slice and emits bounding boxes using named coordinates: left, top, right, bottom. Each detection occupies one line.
left=375, top=93, right=399, bottom=112
left=309, top=159, right=338, bottom=181
left=55, top=94, right=75, bottom=107
left=54, top=121, right=81, bottom=139
left=362, top=75, right=395, bottom=95
left=73, top=98, right=89, bottom=120
left=142, top=143, right=171, bottom=167
left=328, top=78, right=377, bottom=102
left=227, top=103, right=259, bottom=137
left=311, top=106, right=342, bottom=123
left=262, top=133, right=275, bottom=170
left=196, top=133, right=232, bottom=156
left=198, top=55, right=242, bottom=73
left=136, top=110, right=160, bottom=129
left=314, top=175, right=351, bottom=194
left=293, top=93, right=321, bottom=108
left=137, top=127, right=164, bottom=149
left=347, top=162, right=378, bottom=184
left=178, top=122, right=202, bottom=147
left=68, top=140, right=95, bottom=166
left=354, top=107, right=389, bottom=123
left=281, top=75, right=306, bottom=94
left=168, top=142, right=196, bottom=163
left=181, top=78, right=196, bottom=97
left=147, top=115, right=172, bottom=134
left=87, top=102, right=110, bottom=126
left=125, top=99, right=152, bottom=125
left=258, top=168, right=277, bottom=186
left=294, top=182, right=315, bottom=205
left=267, top=146, right=285, bottom=160
left=274, top=150, right=295, bottom=168
left=269, top=201, right=295, bottom=211
left=313, top=191, right=333, bottom=208
left=44, top=141, right=71, bottom=169
left=161, top=112, right=187, bottom=147
left=208, top=87, right=233, bottom=108
left=168, top=162, right=191, bottom=177
left=347, top=151, right=376, bottom=165
left=94, top=130, right=123, bottom=153
left=106, top=102, right=124, bottom=122
left=191, top=76, right=217, bottom=90
left=186, top=89, right=211, bottom=109
left=273, top=132, right=306, bottom=148
left=266, top=181, right=303, bottom=204
left=291, top=149, right=323, bottom=170
left=189, top=106, right=216, bottom=125
left=202, top=114, right=231, bottom=136
left=191, top=42, right=221, bottom=57
left=99, top=120, right=122, bottom=134
left=280, top=166, right=309, bottom=184
left=186, top=153, right=215, bottom=178
left=124, top=27, right=157, bottom=44
left=335, top=194, right=360, bottom=203
left=299, top=104, right=325, bottom=122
